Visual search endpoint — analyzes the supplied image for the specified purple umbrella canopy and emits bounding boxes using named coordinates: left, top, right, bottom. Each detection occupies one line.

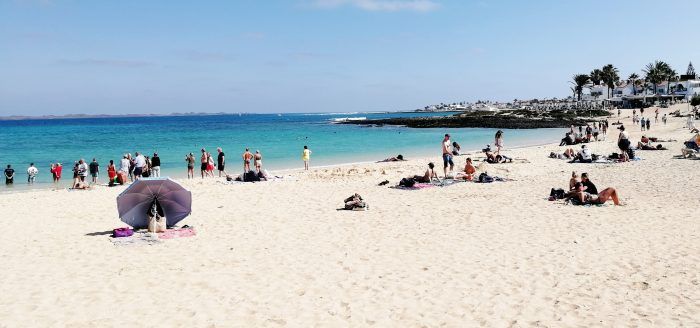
left=117, top=178, right=192, bottom=228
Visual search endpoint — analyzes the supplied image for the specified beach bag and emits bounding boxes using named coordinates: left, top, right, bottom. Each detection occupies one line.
left=399, top=178, right=416, bottom=187
left=113, top=227, right=133, bottom=238
left=549, top=188, right=565, bottom=200
left=148, top=215, right=167, bottom=233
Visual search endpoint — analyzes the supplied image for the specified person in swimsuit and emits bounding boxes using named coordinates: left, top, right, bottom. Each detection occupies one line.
left=569, top=182, right=620, bottom=206
left=412, top=162, right=439, bottom=183
left=185, top=153, right=195, bottom=179
left=495, top=130, right=504, bottom=155
left=302, top=146, right=311, bottom=170
left=242, top=148, right=253, bottom=172
left=200, top=149, right=208, bottom=179
left=456, top=157, right=476, bottom=180
left=254, top=150, right=262, bottom=173
left=107, top=160, right=117, bottom=185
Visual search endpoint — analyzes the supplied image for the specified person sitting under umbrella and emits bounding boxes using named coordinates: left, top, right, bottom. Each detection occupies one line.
left=147, top=198, right=167, bottom=232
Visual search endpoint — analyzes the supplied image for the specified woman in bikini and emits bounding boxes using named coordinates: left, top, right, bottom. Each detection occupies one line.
left=413, top=162, right=439, bottom=183
left=456, top=157, right=476, bottom=180
left=569, top=182, right=620, bottom=205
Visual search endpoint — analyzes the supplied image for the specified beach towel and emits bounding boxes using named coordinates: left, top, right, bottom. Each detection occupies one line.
left=391, top=180, right=466, bottom=190
left=391, top=183, right=436, bottom=190
left=158, top=227, right=197, bottom=239
left=110, top=231, right=162, bottom=246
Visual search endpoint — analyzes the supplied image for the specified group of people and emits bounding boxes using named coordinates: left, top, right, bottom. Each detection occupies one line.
left=563, top=172, right=620, bottom=206
left=186, top=147, right=267, bottom=179
left=4, top=144, right=317, bottom=188
left=559, top=122, right=608, bottom=146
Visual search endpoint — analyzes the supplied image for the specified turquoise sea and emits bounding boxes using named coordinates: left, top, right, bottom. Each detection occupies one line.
left=0, top=112, right=565, bottom=191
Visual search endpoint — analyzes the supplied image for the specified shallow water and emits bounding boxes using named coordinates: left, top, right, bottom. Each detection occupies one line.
left=0, top=112, right=565, bottom=191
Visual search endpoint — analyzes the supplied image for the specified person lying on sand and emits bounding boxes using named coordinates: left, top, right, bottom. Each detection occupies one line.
left=379, top=154, right=405, bottom=162
left=637, top=136, right=668, bottom=150
left=549, top=148, right=576, bottom=160
left=567, top=182, right=620, bottom=206
left=485, top=151, right=513, bottom=164
left=455, top=157, right=476, bottom=180
left=71, top=180, right=91, bottom=190
left=411, top=162, right=439, bottom=183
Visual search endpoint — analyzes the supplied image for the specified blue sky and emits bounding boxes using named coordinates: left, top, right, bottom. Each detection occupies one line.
left=1, top=0, right=698, bottom=115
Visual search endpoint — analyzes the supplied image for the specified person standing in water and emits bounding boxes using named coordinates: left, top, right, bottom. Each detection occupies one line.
left=242, top=148, right=253, bottom=172
left=27, top=163, right=38, bottom=184
left=216, top=147, right=226, bottom=177
left=151, top=153, right=161, bottom=177
left=5, top=165, right=15, bottom=185
left=302, top=146, right=311, bottom=170
left=254, top=150, right=262, bottom=173
left=89, top=158, right=99, bottom=183
left=200, top=149, right=208, bottom=179
left=185, top=153, right=195, bottom=179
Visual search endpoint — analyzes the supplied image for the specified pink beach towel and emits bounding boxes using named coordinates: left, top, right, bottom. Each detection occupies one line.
left=158, top=228, right=197, bottom=239
left=411, top=183, right=436, bottom=189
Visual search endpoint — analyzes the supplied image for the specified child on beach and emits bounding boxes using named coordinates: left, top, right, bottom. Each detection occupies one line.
left=302, top=146, right=312, bottom=170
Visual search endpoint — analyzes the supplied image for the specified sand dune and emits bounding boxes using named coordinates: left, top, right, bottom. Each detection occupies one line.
left=0, top=104, right=698, bottom=327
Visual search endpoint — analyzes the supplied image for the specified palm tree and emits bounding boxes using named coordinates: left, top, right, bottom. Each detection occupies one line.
left=665, top=69, right=677, bottom=95
left=643, top=61, right=665, bottom=95
left=590, top=69, right=603, bottom=86
left=571, top=74, right=590, bottom=101
left=628, top=73, right=639, bottom=95
left=601, top=64, right=619, bottom=99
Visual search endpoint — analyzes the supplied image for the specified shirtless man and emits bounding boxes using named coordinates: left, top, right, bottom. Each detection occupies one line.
left=441, top=134, right=454, bottom=177
left=242, top=148, right=253, bottom=172
left=200, top=149, right=208, bottom=178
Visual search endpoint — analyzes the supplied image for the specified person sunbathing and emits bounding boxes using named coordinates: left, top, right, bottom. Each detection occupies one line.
left=485, top=151, right=512, bottom=163
left=456, top=157, right=476, bottom=180
left=568, top=182, right=620, bottom=206
left=569, top=171, right=579, bottom=191
left=72, top=180, right=91, bottom=190
left=412, top=162, right=439, bottom=183
left=549, top=148, right=576, bottom=160
left=380, top=154, right=405, bottom=162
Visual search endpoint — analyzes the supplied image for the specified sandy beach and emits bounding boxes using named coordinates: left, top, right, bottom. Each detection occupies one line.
left=0, top=104, right=698, bottom=327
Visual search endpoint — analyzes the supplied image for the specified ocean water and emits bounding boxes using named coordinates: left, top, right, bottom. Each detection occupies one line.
left=0, top=112, right=565, bottom=191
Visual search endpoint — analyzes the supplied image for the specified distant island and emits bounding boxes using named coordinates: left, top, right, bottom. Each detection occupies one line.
left=341, top=109, right=611, bottom=129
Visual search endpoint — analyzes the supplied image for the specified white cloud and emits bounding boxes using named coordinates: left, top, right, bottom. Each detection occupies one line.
left=310, top=0, right=439, bottom=12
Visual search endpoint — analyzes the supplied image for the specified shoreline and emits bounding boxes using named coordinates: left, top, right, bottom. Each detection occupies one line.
left=0, top=129, right=566, bottom=194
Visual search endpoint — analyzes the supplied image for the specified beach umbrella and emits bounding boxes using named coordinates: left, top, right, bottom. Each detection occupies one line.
left=117, top=178, right=192, bottom=228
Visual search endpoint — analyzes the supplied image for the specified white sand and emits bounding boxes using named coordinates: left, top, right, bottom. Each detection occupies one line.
left=0, top=104, right=698, bottom=327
